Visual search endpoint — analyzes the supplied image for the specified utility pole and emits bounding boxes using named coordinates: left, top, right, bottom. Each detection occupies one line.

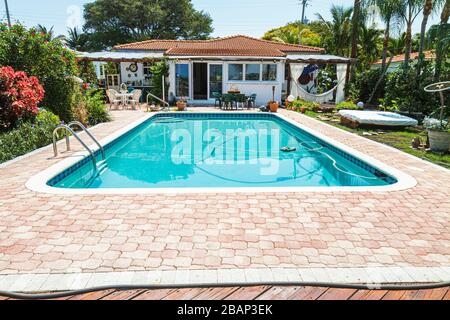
left=299, top=0, right=309, bottom=45
left=300, top=0, right=308, bottom=24
left=4, top=0, right=11, bottom=28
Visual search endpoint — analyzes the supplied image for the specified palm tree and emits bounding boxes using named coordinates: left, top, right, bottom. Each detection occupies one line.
left=371, top=0, right=403, bottom=69
left=434, top=0, right=450, bottom=80
left=397, top=0, right=424, bottom=67
left=35, top=24, right=65, bottom=42
left=316, top=5, right=353, bottom=56
left=419, top=0, right=445, bottom=57
left=358, top=26, right=383, bottom=66
left=65, top=27, right=89, bottom=51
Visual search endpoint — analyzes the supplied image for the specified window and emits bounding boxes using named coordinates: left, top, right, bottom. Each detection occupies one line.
left=143, top=62, right=152, bottom=77
left=228, top=64, right=243, bottom=81
left=262, top=64, right=277, bottom=81
left=245, top=64, right=260, bottom=81
left=175, top=64, right=189, bottom=97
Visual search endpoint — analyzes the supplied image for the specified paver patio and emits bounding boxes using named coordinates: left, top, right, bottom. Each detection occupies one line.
left=0, top=108, right=448, bottom=281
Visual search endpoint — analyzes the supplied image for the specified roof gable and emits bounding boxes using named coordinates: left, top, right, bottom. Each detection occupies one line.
left=113, top=35, right=324, bottom=57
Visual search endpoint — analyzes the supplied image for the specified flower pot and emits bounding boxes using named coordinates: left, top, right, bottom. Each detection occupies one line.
left=177, top=101, right=186, bottom=111
left=300, top=107, right=307, bottom=114
left=269, top=102, right=279, bottom=113
left=428, top=130, right=450, bottom=152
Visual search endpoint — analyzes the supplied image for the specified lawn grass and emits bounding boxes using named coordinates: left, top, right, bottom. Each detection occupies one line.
left=303, top=110, right=450, bottom=170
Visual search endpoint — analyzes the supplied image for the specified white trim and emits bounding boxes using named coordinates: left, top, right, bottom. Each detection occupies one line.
left=26, top=111, right=417, bottom=195
left=1, top=266, right=448, bottom=292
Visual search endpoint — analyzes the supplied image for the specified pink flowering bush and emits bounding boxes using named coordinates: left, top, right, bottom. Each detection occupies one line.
left=0, top=66, right=45, bottom=129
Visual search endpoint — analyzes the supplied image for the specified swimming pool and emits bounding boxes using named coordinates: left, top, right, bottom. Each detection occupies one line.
left=44, top=113, right=400, bottom=190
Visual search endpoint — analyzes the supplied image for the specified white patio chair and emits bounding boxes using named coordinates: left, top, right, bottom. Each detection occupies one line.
left=128, top=89, right=142, bottom=110
left=106, top=89, right=121, bottom=110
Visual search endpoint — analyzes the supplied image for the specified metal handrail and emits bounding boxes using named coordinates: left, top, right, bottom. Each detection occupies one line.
left=146, top=93, right=170, bottom=110
left=68, top=121, right=105, bottom=160
left=53, top=125, right=97, bottom=169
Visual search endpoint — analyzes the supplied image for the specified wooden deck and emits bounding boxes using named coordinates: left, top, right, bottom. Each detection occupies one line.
left=2, top=286, right=449, bottom=300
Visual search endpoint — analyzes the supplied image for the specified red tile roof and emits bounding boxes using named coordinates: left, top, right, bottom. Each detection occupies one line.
left=113, top=35, right=324, bottom=57
left=373, top=51, right=436, bottom=65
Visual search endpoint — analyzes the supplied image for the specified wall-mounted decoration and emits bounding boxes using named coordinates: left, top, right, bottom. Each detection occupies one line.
left=129, top=63, right=138, bottom=73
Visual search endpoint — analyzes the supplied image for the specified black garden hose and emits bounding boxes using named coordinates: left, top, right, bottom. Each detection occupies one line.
left=0, top=281, right=449, bottom=300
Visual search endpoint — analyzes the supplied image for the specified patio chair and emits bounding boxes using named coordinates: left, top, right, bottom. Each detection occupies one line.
left=129, top=89, right=142, bottom=110
left=236, top=94, right=247, bottom=110
left=222, top=94, right=234, bottom=110
left=247, top=94, right=257, bottom=109
left=106, top=89, right=121, bottom=110
left=212, top=92, right=222, bottom=108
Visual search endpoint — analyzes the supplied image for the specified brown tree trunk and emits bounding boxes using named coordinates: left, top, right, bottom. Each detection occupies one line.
left=350, top=0, right=361, bottom=81
left=381, top=19, right=391, bottom=70
left=419, top=0, right=433, bottom=56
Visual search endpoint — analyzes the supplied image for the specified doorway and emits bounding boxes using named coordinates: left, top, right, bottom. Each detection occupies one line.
left=193, top=63, right=208, bottom=100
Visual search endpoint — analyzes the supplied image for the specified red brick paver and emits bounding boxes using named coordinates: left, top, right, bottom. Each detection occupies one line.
left=0, top=109, right=449, bottom=275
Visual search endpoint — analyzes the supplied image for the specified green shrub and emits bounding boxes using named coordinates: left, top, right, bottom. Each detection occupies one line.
left=291, top=99, right=320, bottom=111
left=0, top=109, right=60, bottom=163
left=336, top=101, right=362, bottom=111
left=85, top=89, right=111, bottom=125
left=384, top=61, right=439, bottom=115
left=0, top=24, right=79, bottom=122
left=348, top=68, right=385, bottom=104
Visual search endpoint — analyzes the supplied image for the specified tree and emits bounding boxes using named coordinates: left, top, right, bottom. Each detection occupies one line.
left=35, top=24, right=65, bottom=42
left=83, top=0, right=213, bottom=50
left=0, top=24, right=80, bottom=122
left=434, top=0, right=450, bottom=80
left=358, top=25, right=383, bottom=68
left=262, top=22, right=323, bottom=47
left=398, top=0, right=424, bottom=67
left=371, top=0, right=403, bottom=69
left=316, top=5, right=353, bottom=56
left=65, top=28, right=91, bottom=52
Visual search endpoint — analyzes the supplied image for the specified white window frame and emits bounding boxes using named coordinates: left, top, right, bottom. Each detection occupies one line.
left=143, top=62, right=152, bottom=77
left=227, top=62, right=279, bottom=83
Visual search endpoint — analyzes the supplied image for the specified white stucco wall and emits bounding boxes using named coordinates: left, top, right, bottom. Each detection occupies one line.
left=167, top=59, right=286, bottom=105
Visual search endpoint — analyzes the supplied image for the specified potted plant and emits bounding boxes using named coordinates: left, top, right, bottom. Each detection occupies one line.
left=268, top=86, right=279, bottom=113
left=423, top=82, right=450, bottom=152
left=423, top=117, right=449, bottom=152
left=176, top=97, right=187, bottom=111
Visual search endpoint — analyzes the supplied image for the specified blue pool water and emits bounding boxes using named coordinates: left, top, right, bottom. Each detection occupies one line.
left=49, top=114, right=396, bottom=189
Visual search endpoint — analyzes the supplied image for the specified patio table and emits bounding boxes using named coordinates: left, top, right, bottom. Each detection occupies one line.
left=115, top=93, right=134, bottom=106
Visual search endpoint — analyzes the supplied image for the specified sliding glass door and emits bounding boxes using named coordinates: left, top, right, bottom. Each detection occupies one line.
left=175, top=64, right=190, bottom=98
left=209, top=64, right=223, bottom=99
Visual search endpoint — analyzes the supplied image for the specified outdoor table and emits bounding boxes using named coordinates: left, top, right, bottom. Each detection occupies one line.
left=115, top=93, right=134, bottom=106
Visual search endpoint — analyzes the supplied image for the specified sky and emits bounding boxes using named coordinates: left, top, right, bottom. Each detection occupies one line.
left=0, top=0, right=441, bottom=38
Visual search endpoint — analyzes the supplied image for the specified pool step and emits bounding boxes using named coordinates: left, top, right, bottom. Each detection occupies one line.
left=96, top=160, right=108, bottom=174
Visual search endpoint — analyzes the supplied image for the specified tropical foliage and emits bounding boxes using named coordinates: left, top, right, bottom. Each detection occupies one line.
left=262, top=22, right=323, bottom=47
left=0, top=24, right=79, bottom=121
left=0, top=109, right=61, bottom=163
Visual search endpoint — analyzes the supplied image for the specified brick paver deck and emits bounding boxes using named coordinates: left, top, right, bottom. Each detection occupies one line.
left=0, top=108, right=448, bottom=277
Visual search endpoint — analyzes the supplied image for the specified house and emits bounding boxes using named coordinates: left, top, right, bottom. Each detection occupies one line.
left=372, top=51, right=436, bottom=73
left=79, top=35, right=352, bottom=105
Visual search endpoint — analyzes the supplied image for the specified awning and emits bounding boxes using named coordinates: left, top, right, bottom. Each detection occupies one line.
left=76, top=51, right=165, bottom=62
left=286, top=54, right=354, bottom=64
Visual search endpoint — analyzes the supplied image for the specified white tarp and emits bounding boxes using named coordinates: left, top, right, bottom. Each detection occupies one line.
left=339, top=110, right=418, bottom=126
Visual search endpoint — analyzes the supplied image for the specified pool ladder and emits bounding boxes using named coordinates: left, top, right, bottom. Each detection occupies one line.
left=53, top=121, right=107, bottom=175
